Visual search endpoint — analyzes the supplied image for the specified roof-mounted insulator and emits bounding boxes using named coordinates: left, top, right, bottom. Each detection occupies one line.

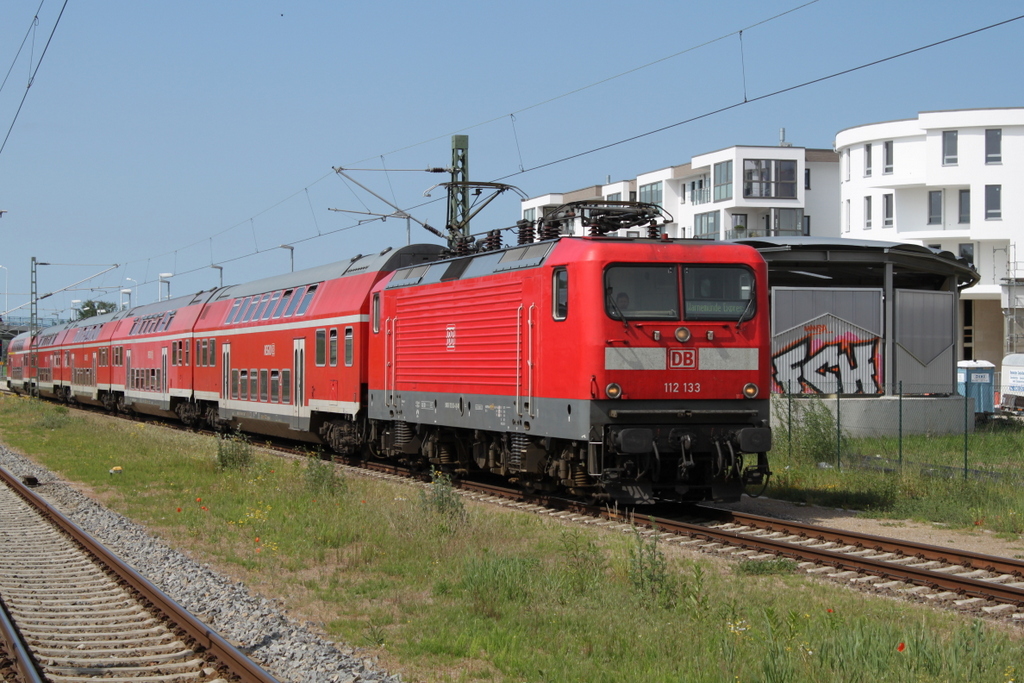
left=517, top=219, right=535, bottom=245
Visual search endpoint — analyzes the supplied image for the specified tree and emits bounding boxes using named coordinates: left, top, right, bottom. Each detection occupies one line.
left=76, top=300, right=116, bottom=320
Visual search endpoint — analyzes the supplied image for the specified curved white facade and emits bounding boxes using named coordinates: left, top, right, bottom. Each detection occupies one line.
left=836, top=108, right=1024, bottom=367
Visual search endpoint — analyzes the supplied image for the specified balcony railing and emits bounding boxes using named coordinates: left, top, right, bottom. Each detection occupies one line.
left=690, top=187, right=711, bottom=205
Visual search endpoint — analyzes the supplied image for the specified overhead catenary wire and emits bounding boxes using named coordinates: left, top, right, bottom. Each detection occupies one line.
left=100, top=9, right=1024, bottom=299
left=0, top=0, right=68, bottom=160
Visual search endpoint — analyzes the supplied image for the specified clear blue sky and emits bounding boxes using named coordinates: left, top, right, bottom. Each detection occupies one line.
left=0, top=0, right=1021, bottom=319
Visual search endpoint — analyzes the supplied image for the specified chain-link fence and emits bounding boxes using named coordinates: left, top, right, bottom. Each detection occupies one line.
left=771, top=381, right=1024, bottom=485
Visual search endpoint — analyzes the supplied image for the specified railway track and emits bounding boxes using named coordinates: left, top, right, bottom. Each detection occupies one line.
left=0, top=464, right=280, bottom=683
left=7, top=393, right=1024, bottom=625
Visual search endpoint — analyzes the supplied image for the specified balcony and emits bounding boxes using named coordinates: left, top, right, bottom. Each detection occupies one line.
left=690, top=187, right=711, bottom=205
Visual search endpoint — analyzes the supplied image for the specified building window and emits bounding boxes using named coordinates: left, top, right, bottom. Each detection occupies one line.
left=713, top=161, right=733, bottom=201
left=962, top=299, right=974, bottom=361
left=958, top=190, right=970, bottom=224
left=605, top=192, right=621, bottom=201
left=928, top=190, right=942, bottom=225
left=804, top=168, right=811, bottom=190
left=883, top=193, right=894, bottom=228
left=742, top=159, right=797, bottom=198
left=694, top=211, right=719, bottom=239
left=844, top=200, right=850, bottom=233
left=985, top=185, right=1001, bottom=220
left=942, top=130, right=958, bottom=165
left=864, top=143, right=872, bottom=176
left=864, top=196, right=872, bottom=229
left=883, top=140, right=893, bottom=174
left=959, top=243, right=975, bottom=267
left=638, top=181, right=663, bottom=207
left=802, top=215, right=811, bottom=235
left=844, top=150, right=850, bottom=181
left=523, top=207, right=536, bottom=222
left=985, top=129, right=1002, bottom=164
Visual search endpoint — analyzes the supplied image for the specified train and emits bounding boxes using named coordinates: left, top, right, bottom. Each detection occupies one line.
left=4, top=202, right=772, bottom=504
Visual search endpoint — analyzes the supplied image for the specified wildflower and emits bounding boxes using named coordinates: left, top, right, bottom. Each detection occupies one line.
left=176, top=507, right=182, bottom=513
left=201, top=506, right=208, bottom=511
left=827, top=608, right=834, bottom=613
left=196, top=497, right=202, bottom=503
left=897, top=642, right=906, bottom=652
left=255, top=537, right=260, bottom=543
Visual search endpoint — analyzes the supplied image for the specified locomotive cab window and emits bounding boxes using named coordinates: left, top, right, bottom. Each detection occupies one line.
left=372, top=293, right=380, bottom=333
left=553, top=268, right=568, bottom=320
left=683, top=266, right=755, bottom=321
left=604, top=265, right=679, bottom=321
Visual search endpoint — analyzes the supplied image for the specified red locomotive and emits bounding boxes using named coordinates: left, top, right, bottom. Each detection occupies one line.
left=5, top=203, right=771, bottom=504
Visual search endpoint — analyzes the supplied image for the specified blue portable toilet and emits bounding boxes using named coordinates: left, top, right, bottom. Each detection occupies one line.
left=957, top=360, right=996, bottom=414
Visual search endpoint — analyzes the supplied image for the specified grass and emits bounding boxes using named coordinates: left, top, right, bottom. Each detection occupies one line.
left=1, top=394, right=1023, bottom=682
left=770, top=395, right=1024, bottom=536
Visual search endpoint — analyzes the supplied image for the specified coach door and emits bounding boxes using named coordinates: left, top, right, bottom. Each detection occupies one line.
left=221, top=343, right=231, bottom=399
left=293, top=338, right=305, bottom=420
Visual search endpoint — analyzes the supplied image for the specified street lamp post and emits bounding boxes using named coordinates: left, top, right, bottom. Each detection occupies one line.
left=158, top=273, right=173, bottom=301
left=279, top=245, right=294, bottom=273
left=70, top=299, right=81, bottom=321
left=125, top=277, right=137, bottom=305
left=120, top=288, right=132, bottom=310
left=210, top=264, right=223, bottom=287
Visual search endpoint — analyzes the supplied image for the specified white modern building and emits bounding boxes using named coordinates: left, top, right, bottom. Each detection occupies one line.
left=835, top=108, right=1023, bottom=369
left=521, top=141, right=840, bottom=241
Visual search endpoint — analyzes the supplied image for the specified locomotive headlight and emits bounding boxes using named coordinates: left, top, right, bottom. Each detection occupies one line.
left=605, top=383, right=623, bottom=399
left=743, top=383, right=759, bottom=398
left=674, top=326, right=691, bottom=343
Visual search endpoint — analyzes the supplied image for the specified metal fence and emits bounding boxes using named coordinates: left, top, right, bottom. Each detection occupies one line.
left=771, top=380, right=1023, bottom=484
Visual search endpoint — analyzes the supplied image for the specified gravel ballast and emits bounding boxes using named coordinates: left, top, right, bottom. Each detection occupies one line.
left=0, top=443, right=401, bottom=683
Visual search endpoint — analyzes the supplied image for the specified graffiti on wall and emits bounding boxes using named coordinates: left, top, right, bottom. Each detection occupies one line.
left=771, top=315, right=883, bottom=395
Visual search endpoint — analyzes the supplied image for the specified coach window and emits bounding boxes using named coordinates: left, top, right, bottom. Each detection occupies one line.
left=273, top=289, right=293, bottom=318
left=315, top=329, right=327, bottom=366
left=209, top=339, right=216, bottom=366
left=262, top=292, right=282, bottom=320
left=284, top=286, right=306, bottom=317
left=239, top=370, right=248, bottom=399
left=200, top=339, right=208, bottom=367
left=249, top=369, right=258, bottom=400
left=282, top=369, right=292, bottom=404
left=231, top=369, right=240, bottom=399
left=232, top=297, right=252, bottom=323
left=226, top=299, right=243, bottom=324
left=552, top=268, right=568, bottom=320
left=372, top=293, right=381, bottom=333
left=253, top=293, right=273, bottom=320
left=249, top=293, right=271, bottom=322
left=270, top=370, right=280, bottom=402
left=171, top=342, right=177, bottom=366
left=183, top=340, right=189, bottom=366
left=295, top=284, right=318, bottom=316
left=344, top=327, right=354, bottom=366
left=260, top=369, right=269, bottom=402
left=329, top=329, right=338, bottom=366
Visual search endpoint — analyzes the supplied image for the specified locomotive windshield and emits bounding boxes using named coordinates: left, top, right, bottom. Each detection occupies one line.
left=604, top=264, right=755, bottom=322
left=683, top=266, right=754, bottom=321
left=604, top=265, right=679, bottom=320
